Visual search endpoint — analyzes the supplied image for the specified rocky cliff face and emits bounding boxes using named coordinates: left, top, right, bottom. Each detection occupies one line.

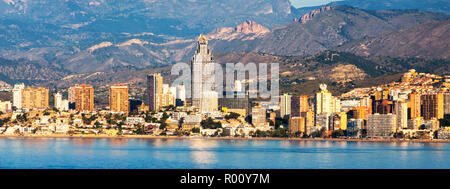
left=299, top=6, right=333, bottom=24
left=206, top=20, right=270, bottom=41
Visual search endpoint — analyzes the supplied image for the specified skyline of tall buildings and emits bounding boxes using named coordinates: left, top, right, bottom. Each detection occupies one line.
left=0, top=38, right=448, bottom=140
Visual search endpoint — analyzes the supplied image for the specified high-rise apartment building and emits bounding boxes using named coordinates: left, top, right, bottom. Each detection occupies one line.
left=177, top=84, right=186, bottom=103
left=395, top=101, right=408, bottom=130
left=22, top=87, right=49, bottom=110
left=73, top=84, right=94, bottom=112
left=289, top=117, right=305, bottom=135
left=409, top=92, right=421, bottom=119
left=291, top=95, right=308, bottom=117
left=68, top=87, right=76, bottom=103
left=147, top=74, right=163, bottom=111
left=12, top=83, right=25, bottom=109
left=421, top=93, right=444, bottom=120
left=315, top=84, right=333, bottom=115
left=280, top=93, right=292, bottom=119
left=55, top=92, right=62, bottom=110
left=110, top=85, right=129, bottom=113
left=444, top=93, right=450, bottom=115
left=191, top=34, right=215, bottom=109
left=367, top=114, right=397, bottom=138
left=315, top=84, right=340, bottom=116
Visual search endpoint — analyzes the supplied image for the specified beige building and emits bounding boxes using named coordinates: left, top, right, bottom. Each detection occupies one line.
left=315, top=84, right=340, bottom=115
left=21, top=87, right=49, bottom=110
left=73, top=84, right=94, bottom=111
left=289, top=117, right=305, bottom=135
left=252, top=106, right=266, bottom=127
left=110, top=85, right=129, bottom=113
left=409, top=92, right=421, bottom=119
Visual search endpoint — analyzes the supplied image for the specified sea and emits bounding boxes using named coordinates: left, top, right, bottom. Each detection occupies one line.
left=0, top=137, right=449, bottom=169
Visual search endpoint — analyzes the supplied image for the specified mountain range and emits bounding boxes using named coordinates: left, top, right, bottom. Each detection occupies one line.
left=0, top=1, right=449, bottom=98
left=58, top=5, right=450, bottom=73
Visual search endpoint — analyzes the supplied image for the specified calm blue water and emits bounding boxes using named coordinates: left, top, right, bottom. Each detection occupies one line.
left=0, top=137, right=449, bottom=169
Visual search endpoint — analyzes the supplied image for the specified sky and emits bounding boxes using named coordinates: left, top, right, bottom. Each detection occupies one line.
left=290, top=0, right=342, bottom=8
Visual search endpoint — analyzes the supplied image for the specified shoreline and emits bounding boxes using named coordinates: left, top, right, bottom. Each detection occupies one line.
left=0, top=134, right=449, bottom=143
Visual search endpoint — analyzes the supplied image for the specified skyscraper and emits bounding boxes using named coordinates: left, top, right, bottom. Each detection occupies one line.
left=395, top=101, right=408, bottom=130
left=68, top=87, right=76, bottom=103
left=22, top=87, right=49, bottom=110
left=444, top=93, right=450, bottom=115
left=55, top=92, right=62, bottom=110
left=291, top=95, right=308, bottom=117
left=147, top=74, right=163, bottom=111
left=315, top=84, right=337, bottom=115
left=191, top=34, right=215, bottom=109
left=110, top=85, right=129, bottom=113
left=289, top=117, right=305, bottom=135
left=73, top=84, right=94, bottom=112
left=409, top=92, right=421, bottom=119
left=280, top=93, right=292, bottom=119
left=176, top=84, right=186, bottom=102
left=421, top=93, right=444, bottom=120
left=12, top=83, right=25, bottom=109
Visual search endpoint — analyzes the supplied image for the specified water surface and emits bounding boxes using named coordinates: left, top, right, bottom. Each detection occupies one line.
left=0, top=137, right=448, bottom=169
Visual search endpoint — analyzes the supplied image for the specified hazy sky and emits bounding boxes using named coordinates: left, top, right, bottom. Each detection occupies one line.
left=290, top=0, right=342, bottom=8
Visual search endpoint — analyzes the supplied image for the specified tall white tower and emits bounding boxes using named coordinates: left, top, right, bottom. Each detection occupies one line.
left=12, top=83, right=25, bottom=110
left=191, top=34, right=215, bottom=110
left=55, top=92, right=62, bottom=110
left=176, top=84, right=186, bottom=102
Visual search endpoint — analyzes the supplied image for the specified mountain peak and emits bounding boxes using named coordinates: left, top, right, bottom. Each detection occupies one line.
left=235, top=20, right=270, bottom=34
left=206, top=20, right=270, bottom=41
left=298, top=6, right=334, bottom=24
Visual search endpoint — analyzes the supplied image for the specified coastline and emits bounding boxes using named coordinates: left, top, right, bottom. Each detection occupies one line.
left=0, top=134, right=449, bottom=143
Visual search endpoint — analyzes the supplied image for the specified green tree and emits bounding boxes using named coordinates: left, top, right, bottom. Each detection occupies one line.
left=331, top=130, right=346, bottom=138
left=201, top=118, right=222, bottom=129
left=94, top=121, right=102, bottom=129
left=192, top=127, right=200, bottom=133
left=178, top=117, right=185, bottom=129
left=225, top=112, right=240, bottom=121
